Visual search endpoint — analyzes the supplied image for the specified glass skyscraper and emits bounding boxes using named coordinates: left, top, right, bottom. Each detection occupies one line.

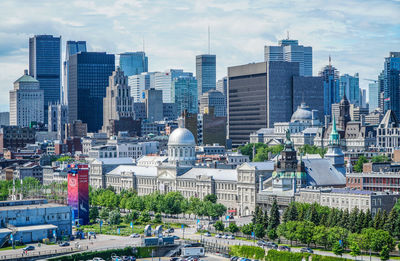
left=29, top=35, right=61, bottom=123
left=383, top=52, right=400, bottom=117
left=67, top=52, right=115, bottom=132
left=368, top=82, right=379, bottom=112
left=319, top=61, right=340, bottom=116
left=339, top=73, right=360, bottom=106
left=154, top=69, right=193, bottom=103
left=196, top=54, right=216, bottom=97
left=63, top=41, right=87, bottom=105
left=172, top=76, right=198, bottom=115
left=119, top=52, right=148, bottom=76
left=264, top=39, right=312, bottom=76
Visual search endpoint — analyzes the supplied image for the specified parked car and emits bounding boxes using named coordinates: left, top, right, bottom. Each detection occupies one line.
left=59, top=242, right=70, bottom=247
left=166, top=228, right=175, bottom=233
left=172, top=235, right=180, bottom=240
left=239, top=258, right=251, bottom=261
left=129, top=233, right=140, bottom=238
left=227, top=235, right=235, bottom=240
left=23, top=246, right=35, bottom=251
left=257, top=240, right=267, bottom=246
left=230, top=256, right=239, bottom=261
left=170, top=258, right=182, bottom=261
left=278, top=245, right=291, bottom=252
left=203, top=232, right=211, bottom=237
left=300, top=247, right=314, bottom=253
left=266, top=242, right=278, bottom=249
left=92, top=258, right=105, bottom=261
left=215, top=234, right=222, bottom=238
left=223, top=234, right=229, bottom=239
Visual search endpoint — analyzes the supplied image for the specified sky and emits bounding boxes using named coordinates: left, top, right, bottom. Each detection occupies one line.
left=0, top=0, right=399, bottom=111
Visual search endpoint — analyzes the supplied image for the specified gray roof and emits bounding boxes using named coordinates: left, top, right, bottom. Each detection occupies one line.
left=180, top=168, right=237, bottom=181
left=107, top=165, right=158, bottom=177
left=99, top=158, right=134, bottom=165
left=14, top=74, right=39, bottom=84
left=253, top=128, right=274, bottom=135
left=247, top=161, right=274, bottom=171
left=303, top=158, right=346, bottom=187
left=379, top=110, right=399, bottom=128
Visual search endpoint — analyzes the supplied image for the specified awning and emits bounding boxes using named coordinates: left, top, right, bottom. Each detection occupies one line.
left=228, top=209, right=237, bottom=213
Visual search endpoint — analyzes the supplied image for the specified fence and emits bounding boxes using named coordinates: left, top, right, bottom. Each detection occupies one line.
left=0, top=245, right=89, bottom=260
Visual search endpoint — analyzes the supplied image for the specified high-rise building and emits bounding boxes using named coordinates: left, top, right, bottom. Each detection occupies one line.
left=29, top=35, right=61, bottom=123
left=196, top=54, right=216, bottom=97
left=383, top=52, right=400, bottom=117
left=369, top=81, right=379, bottom=112
left=128, top=72, right=156, bottom=102
left=378, top=71, right=385, bottom=111
left=67, top=52, right=115, bottom=132
left=62, top=41, right=87, bottom=105
left=292, top=76, right=324, bottom=122
left=227, top=61, right=299, bottom=147
left=119, top=52, right=148, bottom=76
left=102, top=67, right=135, bottom=135
left=216, top=77, right=227, bottom=98
left=199, top=90, right=226, bottom=117
left=9, top=70, right=44, bottom=127
left=154, top=69, right=193, bottom=103
left=172, top=76, right=198, bottom=115
left=339, top=73, right=360, bottom=106
left=144, top=89, right=163, bottom=122
left=360, top=88, right=367, bottom=109
left=0, top=112, right=9, bottom=126
left=264, top=39, right=312, bottom=76
left=48, top=103, right=68, bottom=140
left=319, top=58, right=340, bottom=116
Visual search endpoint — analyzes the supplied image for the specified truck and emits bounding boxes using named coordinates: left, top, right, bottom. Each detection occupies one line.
left=181, top=247, right=205, bottom=257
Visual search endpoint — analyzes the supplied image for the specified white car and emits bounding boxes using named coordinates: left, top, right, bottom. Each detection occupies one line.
left=215, top=233, right=222, bottom=238
left=92, top=258, right=105, bottom=261
left=130, top=233, right=140, bottom=238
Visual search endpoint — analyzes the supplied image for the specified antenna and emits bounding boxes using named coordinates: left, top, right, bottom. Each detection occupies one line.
left=287, top=30, right=289, bottom=40
left=208, top=25, right=210, bottom=54
left=329, top=55, right=331, bottom=66
left=142, top=36, right=145, bottom=53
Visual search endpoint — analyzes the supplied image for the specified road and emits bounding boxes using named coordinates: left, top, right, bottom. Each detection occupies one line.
left=137, top=254, right=228, bottom=260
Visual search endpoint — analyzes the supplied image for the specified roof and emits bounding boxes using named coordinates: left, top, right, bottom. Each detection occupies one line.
left=180, top=168, right=237, bottom=181
left=137, top=156, right=168, bottom=164
left=0, top=203, right=69, bottom=212
left=14, top=74, right=39, bottom=84
left=106, top=165, right=158, bottom=177
left=380, top=110, right=399, bottom=128
left=15, top=224, right=58, bottom=232
left=98, top=158, right=134, bottom=165
left=291, top=103, right=313, bottom=122
left=252, top=128, right=274, bottom=135
left=302, top=158, right=346, bottom=186
left=168, top=127, right=196, bottom=146
left=330, top=188, right=374, bottom=195
left=247, top=161, right=274, bottom=171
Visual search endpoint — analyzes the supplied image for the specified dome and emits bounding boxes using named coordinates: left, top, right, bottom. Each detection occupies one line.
left=291, top=103, right=312, bottom=122
left=168, top=127, right=196, bottom=146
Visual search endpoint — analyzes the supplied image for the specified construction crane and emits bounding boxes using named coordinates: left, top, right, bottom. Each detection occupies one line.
left=364, top=78, right=378, bottom=83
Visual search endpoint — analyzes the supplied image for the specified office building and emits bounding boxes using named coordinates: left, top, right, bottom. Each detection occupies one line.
left=350, top=104, right=369, bottom=121
left=14, top=162, right=43, bottom=183
left=369, top=81, right=379, bottom=112
left=128, top=72, right=156, bottom=102
left=62, top=41, right=87, bottom=105
left=199, top=90, right=226, bottom=117
left=9, top=70, right=44, bottom=127
left=378, top=71, right=385, bottom=111
left=0, top=126, right=36, bottom=153
left=292, top=76, right=324, bottom=122
left=339, top=73, right=360, bottom=106
left=196, top=54, right=216, bottom=97
left=65, top=120, right=87, bottom=140
left=163, top=103, right=178, bottom=121
left=264, top=39, right=312, bottom=76
left=172, top=76, right=198, bottom=115
left=0, top=112, right=9, bottom=126
left=360, top=89, right=367, bottom=108
left=154, top=69, right=193, bottom=103
left=144, top=89, right=163, bottom=122
left=29, top=35, right=61, bottom=123
left=227, top=61, right=299, bottom=147
left=119, top=52, right=148, bottom=76
left=67, top=52, right=115, bottom=132
left=376, top=110, right=400, bottom=151
left=216, top=76, right=227, bottom=98
left=319, top=59, right=340, bottom=115
left=102, top=67, right=135, bottom=136
left=383, top=52, right=400, bottom=117
left=48, top=103, right=68, bottom=140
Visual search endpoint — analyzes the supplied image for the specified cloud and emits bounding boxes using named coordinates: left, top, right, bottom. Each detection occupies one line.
left=0, top=0, right=399, bottom=111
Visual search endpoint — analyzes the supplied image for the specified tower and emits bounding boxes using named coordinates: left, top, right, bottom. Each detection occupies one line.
left=325, top=115, right=345, bottom=169
left=338, top=94, right=351, bottom=131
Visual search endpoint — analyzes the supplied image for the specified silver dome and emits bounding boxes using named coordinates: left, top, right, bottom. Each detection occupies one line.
left=168, top=127, right=196, bottom=146
left=291, top=103, right=312, bottom=122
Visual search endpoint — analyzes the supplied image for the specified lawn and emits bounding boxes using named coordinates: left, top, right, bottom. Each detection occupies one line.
left=0, top=244, right=26, bottom=251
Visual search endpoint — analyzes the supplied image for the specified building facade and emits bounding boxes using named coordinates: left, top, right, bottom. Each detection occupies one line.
left=119, top=52, right=148, bottom=76
left=172, top=76, right=198, bottom=115
left=10, top=70, right=44, bottom=127
left=144, top=89, right=163, bottom=122
left=369, top=81, right=379, bottom=112
left=319, top=60, right=340, bottom=116
left=48, top=103, right=68, bottom=140
left=339, top=73, right=360, bottom=106
left=199, top=90, right=226, bottom=117
left=196, top=54, right=216, bottom=97
left=383, top=52, right=400, bottom=116
left=128, top=72, right=156, bottom=102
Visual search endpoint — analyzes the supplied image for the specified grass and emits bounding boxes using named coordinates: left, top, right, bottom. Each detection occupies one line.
left=0, top=244, right=26, bottom=251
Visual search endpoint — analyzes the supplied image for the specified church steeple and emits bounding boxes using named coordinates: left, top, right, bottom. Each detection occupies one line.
left=329, top=115, right=340, bottom=146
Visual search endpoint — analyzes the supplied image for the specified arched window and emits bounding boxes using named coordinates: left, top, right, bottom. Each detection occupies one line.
left=180, top=148, right=183, bottom=157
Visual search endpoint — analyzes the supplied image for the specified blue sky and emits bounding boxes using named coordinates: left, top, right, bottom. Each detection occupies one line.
left=0, top=0, right=399, bottom=111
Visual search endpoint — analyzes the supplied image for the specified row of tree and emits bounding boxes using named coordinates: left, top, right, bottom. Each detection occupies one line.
left=89, top=188, right=227, bottom=222
left=353, top=155, right=391, bottom=172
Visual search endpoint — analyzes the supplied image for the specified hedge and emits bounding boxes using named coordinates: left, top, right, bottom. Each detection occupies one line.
left=265, top=250, right=351, bottom=261
left=48, top=246, right=156, bottom=261
left=230, top=245, right=265, bottom=259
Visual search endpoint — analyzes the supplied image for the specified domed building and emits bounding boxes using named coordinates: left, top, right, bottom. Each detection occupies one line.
left=167, top=126, right=196, bottom=165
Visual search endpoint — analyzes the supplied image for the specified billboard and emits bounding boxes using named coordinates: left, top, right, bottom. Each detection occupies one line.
left=68, top=164, right=89, bottom=225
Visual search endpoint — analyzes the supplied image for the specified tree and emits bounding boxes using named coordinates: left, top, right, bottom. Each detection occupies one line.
left=108, top=210, right=121, bottom=225
left=371, top=155, right=390, bottom=163
left=333, top=241, right=344, bottom=257
left=139, top=211, right=151, bottom=223
left=267, top=229, right=278, bottom=241
left=228, top=223, right=240, bottom=235
left=383, top=208, right=398, bottom=235
left=214, top=220, right=224, bottom=232
left=312, top=225, right=329, bottom=249
left=254, top=223, right=266, bottom=239
left=99, top=208, right=109, bottom=220
left=348, top=207, right=359, bottom=233
left=162, top=192, right=185, bottom=215
left=349, top=242, right=361, bottom=260
left=268, top=199, right=280, bottom=230
left=374, top=209, right=383, bottom=229
left=153, top=213, right=162, bottom=223
left=296, top=221, right=315, bottom=247
left=353, top=156, right=368, bottom=172
left=283, top=203, right=298, bottom=223
left=380, top=245, right=390, bottom=261
left=305, top=203, right=319, bottom=225
left=356, top=210, right=366, bottom=233
left=204, top=194, right=217, bottom=204
left=241, top=223, right=254, bottom=237
left=124, top=210, right=139, bottom=224
left=327, top=227, right=349, bottom=249
left=365, top=209, right=373, bottom=228
left=277, top=221, right=297, bottom=246
left=89, top=207, right=99, bottom=223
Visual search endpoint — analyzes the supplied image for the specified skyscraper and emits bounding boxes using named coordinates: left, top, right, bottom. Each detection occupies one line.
left=264, top=39, right=312, bottom=76
left=172, top=76, right=198, bottom=115
left=196, top=54, right=216, bottom=97
left=10, top=70, right=44, bottom=127
left=128, top=72, right=156, bottom=102
left=63, top=41, right=87, bottom=105
left=216, top=76, right=227, bottom=98
left=154, top=69, right=193, bottom=103
left=368, top=81, right=379, bottom=112
left=383, top=52, right=400, bottom=117
left=29, top=35, right=61, bottom=123
left=67, top=52, right=115, bottom=132
left=119, top=52, right=148, bottom=76
left=227, top=61, right=299, bottom=147
left=339, top=73, right=360, bottom=106
left=319, top=58, right=340, bottom=116
left=144, top=89, right=163, bottom=122
left=199, top=90, right=226, bottom=117
left=48, top=103, right=68, bottom=140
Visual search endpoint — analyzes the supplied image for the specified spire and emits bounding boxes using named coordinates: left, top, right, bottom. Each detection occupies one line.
left=329, top=115, right=339, bottom=146
left=329, top=55, right=331, bottom=66
left=332, top=114, right=337, bottom=134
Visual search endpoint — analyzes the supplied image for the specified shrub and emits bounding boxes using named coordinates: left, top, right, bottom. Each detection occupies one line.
left=230, top=245, right=265, bottom=260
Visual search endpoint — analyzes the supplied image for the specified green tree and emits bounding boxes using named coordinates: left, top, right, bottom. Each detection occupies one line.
left=374, top=209, right=383, bottom=229
left=305, top=203, right=319, bottom=225
left=108, top=210, right=121, bottom=225
left=332, top=241, right=344, bottom=257
left=356, top=210, right=366, bottom=233
left=89, top=207, right=99, bottom=223
left=296, top=221, right=315, bottom=247
left=283, top=203, right=298, bottom=223
left=349, top=242, right=361, bottom=260
left=277, top=221, right=297, bottom=246
left=204, top=194, right=217, bottom=203
left=214, top=220, right=224, bottom=232
left=139, top=211, right=151, bottom=223
left=380, top=245, right=390, bottom=261
left=228, top=223, right=240, bottom=235
left=365, top=209, right=373, bottom=228
left=123, top=210, right=139, bottom=224
left=348, top=207, right=359, bottom=233
left=153, top=213, right=162, bottom=223
left=99, top=208, right=109, bottom=220
left=312, top=225, right=329, bottom=249
left=162, top=191, right=185, bottom=215
left=267, top=229, right=278, bottom=241
left=268, top=199, right=280, bottom=230
left=383, top=208, right=398, bottom=235
left=241, top=223, right=254, bottom=237
left=371, top=155, right=390, bottom=163
left=254, top=223, right=266, bottom=239
left=353, top=156, right=368, bottom=172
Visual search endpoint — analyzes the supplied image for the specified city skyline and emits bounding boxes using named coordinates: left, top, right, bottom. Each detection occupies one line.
left=0, top=0, right=399, bottom=111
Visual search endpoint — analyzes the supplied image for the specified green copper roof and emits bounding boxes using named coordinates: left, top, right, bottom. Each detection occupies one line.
left=14, top=74, right=39, bottom=84
left=329, top=115, right=339, bottom=145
